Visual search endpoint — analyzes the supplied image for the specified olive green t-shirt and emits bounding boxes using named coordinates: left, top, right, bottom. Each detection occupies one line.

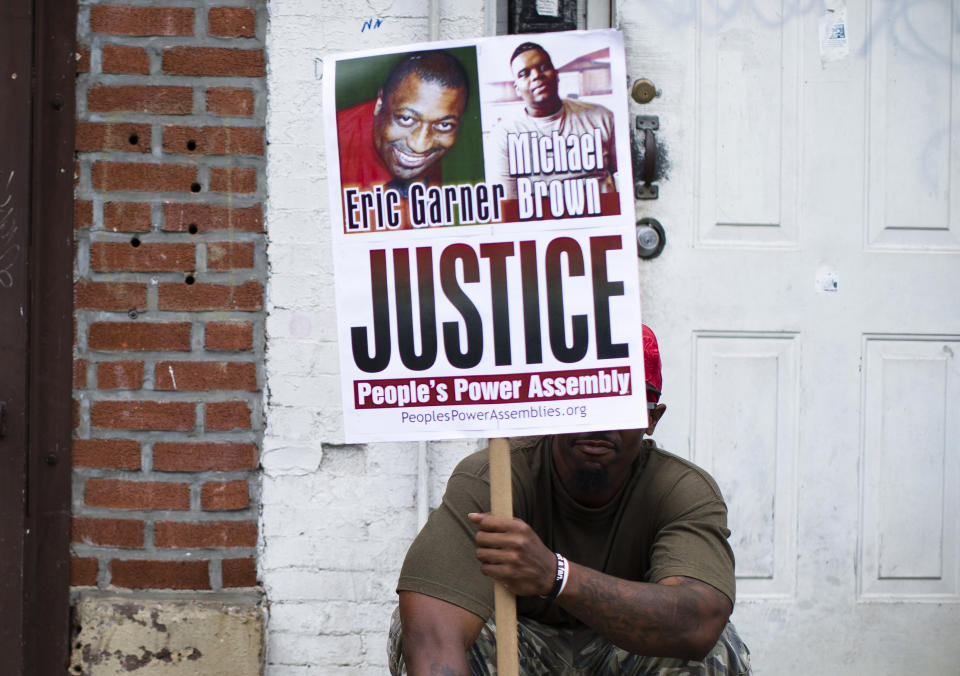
left=397, top=437, right=735, bottom=626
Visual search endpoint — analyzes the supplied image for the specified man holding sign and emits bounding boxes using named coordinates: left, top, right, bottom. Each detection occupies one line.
left=388, top=326, right=751, bottom=675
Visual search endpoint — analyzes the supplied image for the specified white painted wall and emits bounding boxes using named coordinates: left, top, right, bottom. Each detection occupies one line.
left=264, top=1, right=487, bottom=672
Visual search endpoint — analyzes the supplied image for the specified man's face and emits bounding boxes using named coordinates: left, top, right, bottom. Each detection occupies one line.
left=511, top=48, right=561, bottom=116
left=551, top=404, right=665, bottom=508
left=552, top=428, right=644, bottom=508
left=372, top=73, right=466, bottom=182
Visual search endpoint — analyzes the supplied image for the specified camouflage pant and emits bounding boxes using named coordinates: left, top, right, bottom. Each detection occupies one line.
left=388, top=606, right=751, bottom=675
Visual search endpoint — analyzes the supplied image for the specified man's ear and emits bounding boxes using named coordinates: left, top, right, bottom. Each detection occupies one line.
left=373, top=89, right=384, bottom=116
left=646, top=403, right=666, bottom=435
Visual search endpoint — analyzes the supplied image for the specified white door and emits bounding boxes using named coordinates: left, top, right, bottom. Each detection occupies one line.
left=617, top=2, right=960, bottom=673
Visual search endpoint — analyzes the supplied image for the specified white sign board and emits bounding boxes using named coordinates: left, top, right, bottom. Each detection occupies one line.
left=324, top=30, right=646, bottom=442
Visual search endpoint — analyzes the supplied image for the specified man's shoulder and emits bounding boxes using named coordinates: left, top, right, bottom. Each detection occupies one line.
left=561, top=97, right=613, bottom=120
left=642, top=441, right=725, bottom=501
left=337, top=98, right=376, bottom=119
left=451, top=446, right=492, bottom=478
left=489, top=106, right=532, bottom=137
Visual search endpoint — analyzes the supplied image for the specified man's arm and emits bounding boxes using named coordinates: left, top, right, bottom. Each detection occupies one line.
left=469, top=512, right=732, bottom=661
left=559, top=568, right=731, bottom=660
left=398, top=591, right=486, bottom=676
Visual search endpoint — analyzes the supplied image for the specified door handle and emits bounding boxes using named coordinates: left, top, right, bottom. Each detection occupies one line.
left=633, top=115, right=659, bottom=200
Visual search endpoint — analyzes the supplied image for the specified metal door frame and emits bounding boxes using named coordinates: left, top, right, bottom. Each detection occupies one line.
left=0, top=0, right=77, bottom=672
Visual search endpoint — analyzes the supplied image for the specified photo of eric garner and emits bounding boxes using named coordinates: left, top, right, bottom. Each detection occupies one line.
left=334, top=48, right=500, bottom=231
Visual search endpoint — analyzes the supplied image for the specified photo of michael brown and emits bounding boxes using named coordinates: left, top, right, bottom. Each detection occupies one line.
left=480, top=36, right=622, bottom=221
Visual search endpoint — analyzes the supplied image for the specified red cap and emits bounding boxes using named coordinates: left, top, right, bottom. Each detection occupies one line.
left=642, top=324, right=662, bottom=404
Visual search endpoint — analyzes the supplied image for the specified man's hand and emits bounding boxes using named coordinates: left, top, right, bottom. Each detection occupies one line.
left=468, top=512, right=557, bottom=597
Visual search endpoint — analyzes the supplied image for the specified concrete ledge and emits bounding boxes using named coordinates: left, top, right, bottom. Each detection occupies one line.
left=70, top=595, right=264, bottom=675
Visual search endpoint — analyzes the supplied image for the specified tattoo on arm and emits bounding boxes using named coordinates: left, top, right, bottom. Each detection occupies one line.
left=563, top=573, right=729, bottom=656
left=576, top=574, right=686, bottom=643
left=429, top=664, right=467, bottom=676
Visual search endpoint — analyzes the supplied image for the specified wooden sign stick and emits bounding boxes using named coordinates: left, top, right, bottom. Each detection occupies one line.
left=488, top=437, right=519, bottom=676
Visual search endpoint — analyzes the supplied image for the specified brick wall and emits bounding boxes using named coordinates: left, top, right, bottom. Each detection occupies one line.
left=73, top=1, right=266, bottom=599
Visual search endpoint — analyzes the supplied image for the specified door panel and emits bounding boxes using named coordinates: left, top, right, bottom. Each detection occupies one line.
left=698, top=4, right=801, bottom=243
left=866, top=0, right=960, bottom=249
left=620, top=1, right=960, bottom=672
left=693, top=332, right=798, bottom=600
left=860, top=335, right=960, bottom=599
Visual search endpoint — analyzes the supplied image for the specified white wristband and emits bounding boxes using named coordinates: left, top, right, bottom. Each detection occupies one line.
left=556, top=553, right=569, bottom=598
left=540, top=552, right=568, bottom=600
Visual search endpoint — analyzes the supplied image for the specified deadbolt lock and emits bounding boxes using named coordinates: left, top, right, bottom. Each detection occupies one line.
left=631, top=78, right=658, bottom=104
left=636, top=218, right=666, bottom=259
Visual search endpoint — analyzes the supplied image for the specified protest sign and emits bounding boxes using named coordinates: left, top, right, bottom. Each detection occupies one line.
left=324, top=30, right=645, bottom=443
